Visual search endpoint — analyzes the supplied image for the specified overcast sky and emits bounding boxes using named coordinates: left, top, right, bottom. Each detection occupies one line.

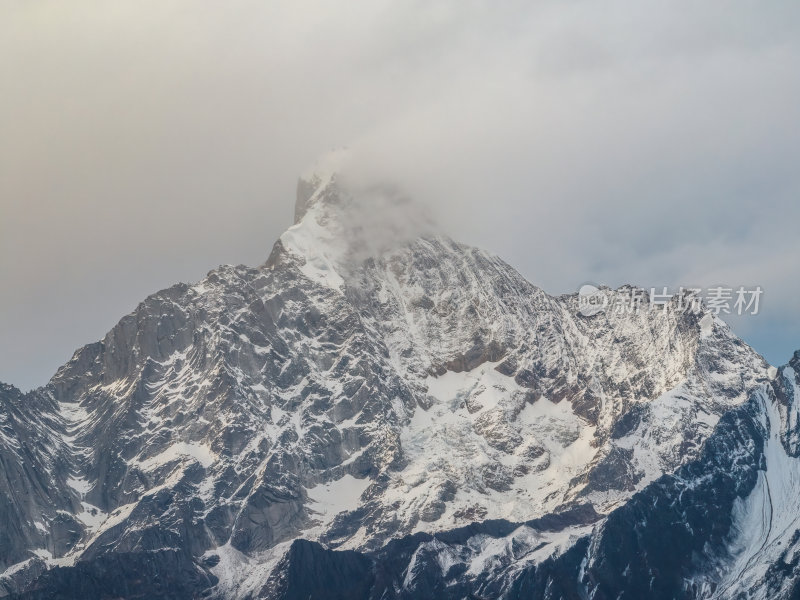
left=2, top=1, right=800, bottom=390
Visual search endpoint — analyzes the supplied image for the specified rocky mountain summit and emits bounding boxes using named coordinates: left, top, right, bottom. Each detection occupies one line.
left=0, top=156, right=794, bottom=599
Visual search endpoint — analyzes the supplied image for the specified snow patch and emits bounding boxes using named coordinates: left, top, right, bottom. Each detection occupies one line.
left=280, top=216, right=346, bottom=290
left=306, top=474, right=371, bottom=525
left=136, top=442, right=216, bottom=471
left=67, top=476, right=91, bottom=497
left=75, top=502, right=107, bottom=532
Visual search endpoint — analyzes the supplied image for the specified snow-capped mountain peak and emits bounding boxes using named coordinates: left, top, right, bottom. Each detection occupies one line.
left=0, top=159, right=788, bottom=599
left=293, top=147, right=352, bottom=224
left=279, top=151, right=435, bottom=290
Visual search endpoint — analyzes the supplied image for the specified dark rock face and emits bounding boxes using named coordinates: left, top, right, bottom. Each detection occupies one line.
left=243, top=508, right=602, bottom=600
left=9, top=550, right=217, bottom=600
left=0, top=384, right=77, bottom=572
left=506, top=363, right=800, bottom=600
left=573, top=395, right=767, bottom=599
left=261, top=540, right=374, bottom=600
left=0, top=163, right=792, bottom=598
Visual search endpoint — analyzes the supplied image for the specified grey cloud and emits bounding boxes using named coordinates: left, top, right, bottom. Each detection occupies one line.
left=1, top=0, right=799, bottom=389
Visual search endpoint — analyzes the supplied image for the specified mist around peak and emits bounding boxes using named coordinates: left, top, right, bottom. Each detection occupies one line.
left=282, top=149, right=441, bottom=285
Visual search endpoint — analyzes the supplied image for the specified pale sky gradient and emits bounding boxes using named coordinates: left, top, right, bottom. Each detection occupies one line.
left=2, top=1, right=800, bottom=390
